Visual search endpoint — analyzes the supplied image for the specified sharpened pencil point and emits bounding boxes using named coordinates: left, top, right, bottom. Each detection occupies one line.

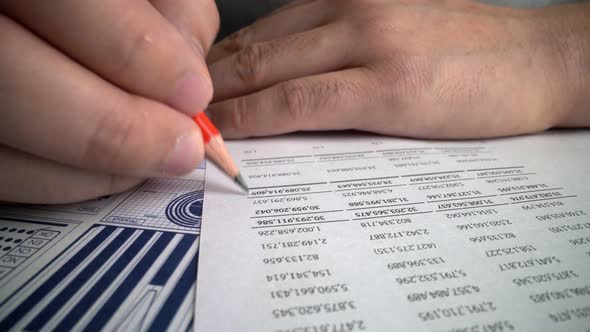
left=234, top=173, right=249, bottom=193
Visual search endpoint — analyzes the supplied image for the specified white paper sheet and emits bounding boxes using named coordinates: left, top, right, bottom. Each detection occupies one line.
left=195, top=131, right=590, bottom=332
left=0, top=167, right=206, bottom=332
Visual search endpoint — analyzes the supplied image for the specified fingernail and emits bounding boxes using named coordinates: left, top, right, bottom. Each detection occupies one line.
left=163, top=131, right=203, bottom=176
left=170, top=72, right=212, bottom=116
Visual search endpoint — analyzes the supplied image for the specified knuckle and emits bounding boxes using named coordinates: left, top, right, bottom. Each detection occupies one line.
left=81, top=105, right=137, bottom=171
left=233, top=43, right=266, bottom=86
left=379, top=58, right=426, bottom=100
left=227, top=97, right=250, bottom=132
left=222, top=27, right=250, bottom=54
left=278, top=81, right=311, bottom=121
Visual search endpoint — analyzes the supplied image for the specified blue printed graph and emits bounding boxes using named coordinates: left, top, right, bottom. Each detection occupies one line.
left=103, top=178, right=204, bottom=231
left=0, top=225, right=197, bottom=331
left=165, top=191, right=203, bottom=228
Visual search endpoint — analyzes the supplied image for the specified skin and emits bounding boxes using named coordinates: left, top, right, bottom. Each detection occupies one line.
left=2, top=0, right=589, bottom=204
left=207, top=0, right=590, bottom=140
left=0, top=0, right=219, bottom=203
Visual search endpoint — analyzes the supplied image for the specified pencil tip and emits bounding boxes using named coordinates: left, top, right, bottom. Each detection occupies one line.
left=234, top=173, right=249, bottom=193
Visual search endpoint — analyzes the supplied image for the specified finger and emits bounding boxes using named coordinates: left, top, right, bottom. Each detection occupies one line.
left=151, top=0, right=220, bottom=54
left=271, top=0, right=317, bottom=15
left=1, top=0, right=212, bottom=115
left=0, top=145, right=142, bottom=205
left=210, top=23, right=355, bottom=101
left=208, top=68, right=373, bottom=138
left=0, top=16, right=203, bottom=178
left=207, top=0, right=328, bottom=63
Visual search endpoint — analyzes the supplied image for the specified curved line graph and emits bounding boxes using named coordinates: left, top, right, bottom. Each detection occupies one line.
left=165, top=192, right=203, bottom=228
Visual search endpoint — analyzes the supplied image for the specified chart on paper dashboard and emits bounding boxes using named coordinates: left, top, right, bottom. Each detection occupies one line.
left=196, top=131, right=590, bottom=332
left=0, top=164, right=206, bottom=332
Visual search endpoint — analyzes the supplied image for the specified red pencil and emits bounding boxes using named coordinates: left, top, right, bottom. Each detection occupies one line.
left=193, top=112, right=248, bottom=192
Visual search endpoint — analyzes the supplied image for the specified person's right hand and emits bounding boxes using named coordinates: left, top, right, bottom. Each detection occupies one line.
left=0, top=0, right=219, bottom=204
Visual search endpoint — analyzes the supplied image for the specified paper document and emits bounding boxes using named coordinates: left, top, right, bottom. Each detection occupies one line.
left=196, top=131, right=590, bottom=332
left=0, top=166, right=206, bottom=331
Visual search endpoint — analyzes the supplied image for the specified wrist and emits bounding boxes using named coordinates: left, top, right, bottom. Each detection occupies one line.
left=535, top=4, right=590, bottom=127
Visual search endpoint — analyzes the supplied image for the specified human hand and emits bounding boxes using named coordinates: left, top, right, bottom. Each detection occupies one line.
left=207, top=0, right=589, bottom=139
left=0, top=0, right=219, bottom=203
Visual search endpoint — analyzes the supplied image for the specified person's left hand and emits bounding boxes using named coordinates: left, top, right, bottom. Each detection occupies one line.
left=206, top=0, right=588, bottom=139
